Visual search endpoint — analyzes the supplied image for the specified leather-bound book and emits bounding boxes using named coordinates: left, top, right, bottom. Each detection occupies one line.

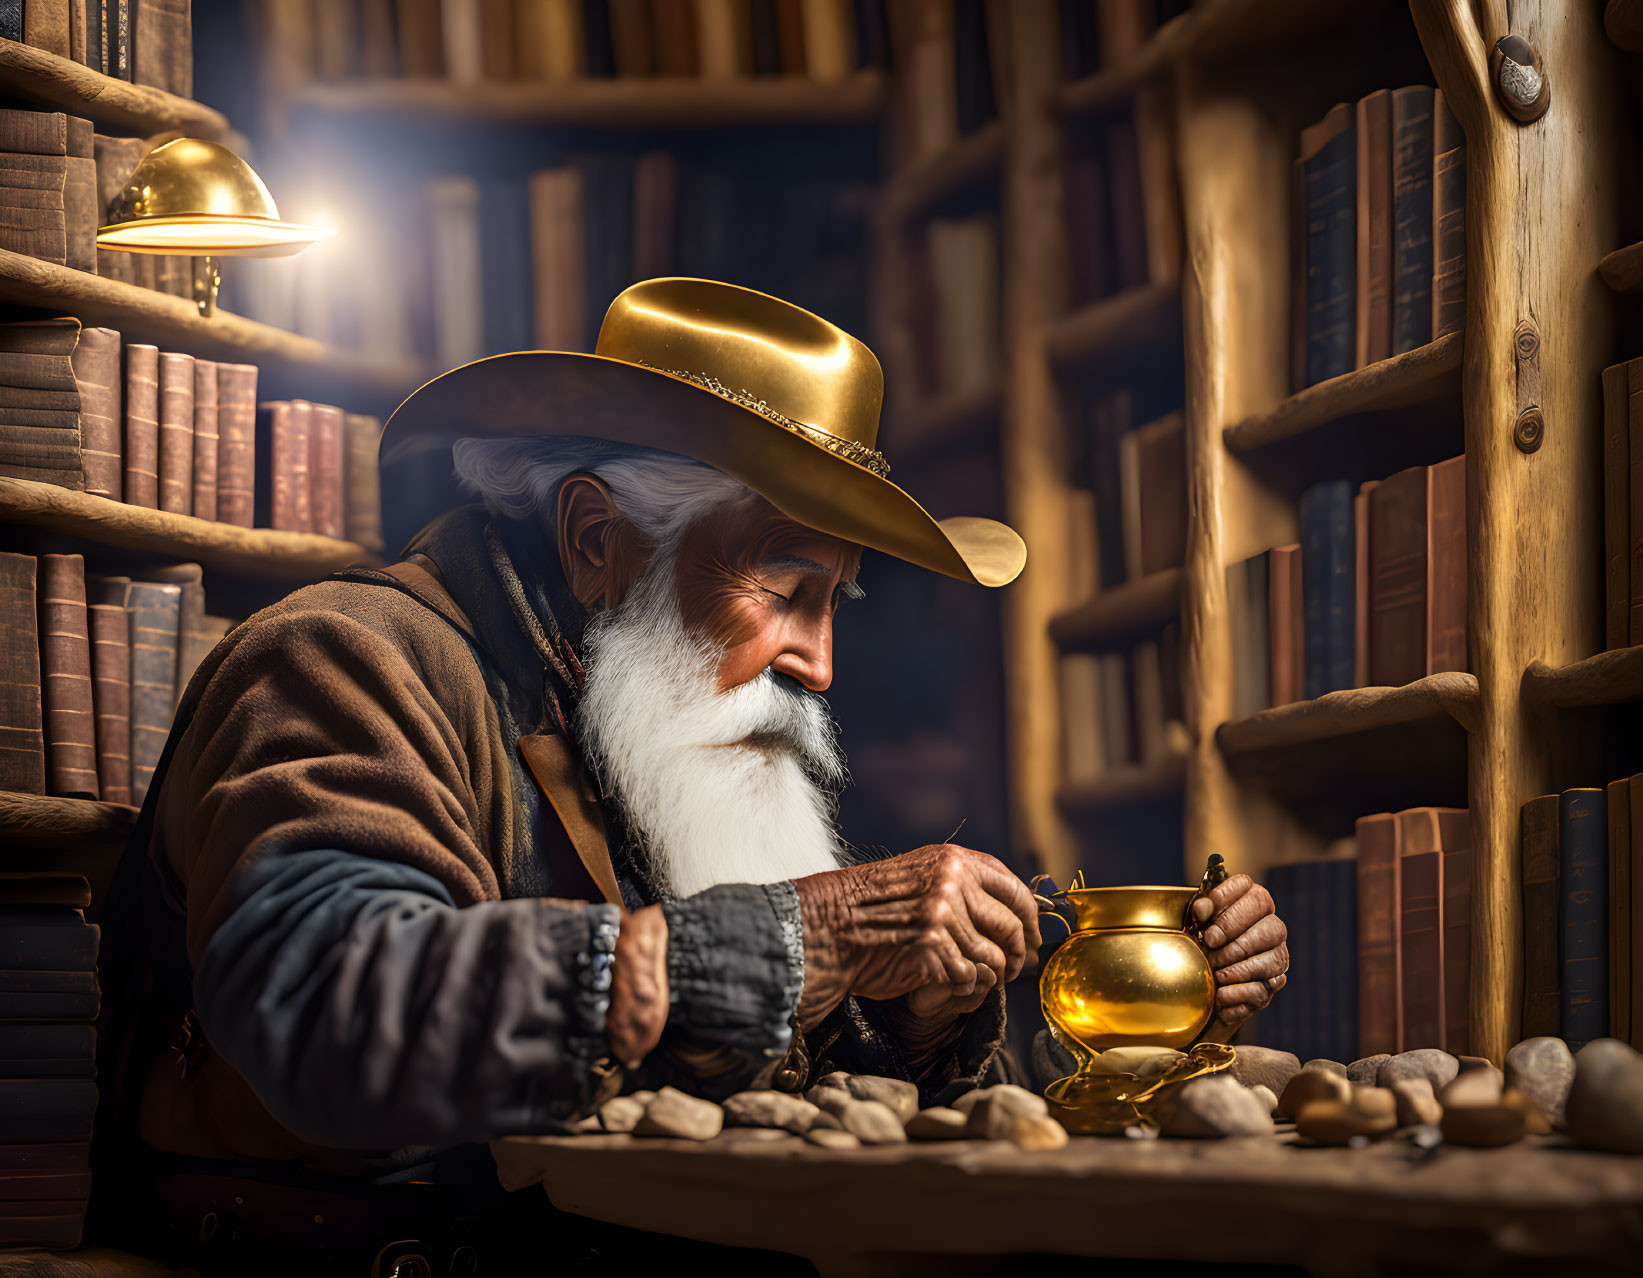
left=0, top=1079, right=99, bottom=1142
left=395, top=0, right=444, bottom=76
left=156, top=350, right=193, bottom=515
left=1396, top=807, right=1445, bottom=1051
left=131, top=0, right=190, bottom=97
left=357, top=0, right=397, bottom=77
left=0, top=108, right=71, bottom=154
left=633, top=150, right=678, bottom=282
left=190, top=359, right=216, bottom=521
left=1353, top=479, right=1378, bottom=688
left=528, top=167, right=588, bottom=352
left=83, top=0, right=101, bottom=71
left=1105, top=112, right=1149, bottom=294
left=651, top=0, right=700, bottom=76
left=1560, top=787, right=1609, bottom=1048
left=121, top=343, right=158, bottom=508
left=0, top=150, right=68, bottom=265
left=22, top=0, right=72, bottom=55
left=800, top=0, right=853, bottom=83
left=1268, top=543, right=1304, bottom=707
left=92, top=134, right=143, bottom=283
left=1432, top=90, right=1466, bottom=339
left=1300, top=102, right=1355, bottom=386
left=1425, top=454, right=1466, bottom=674
left=1065, top=136, right=1113, bottom=306
left=126, top=578, right=179, bottom=805
left=0, top=318, right=84, bottom=490
left=1626, top=358, right=1643, bottom=646
left=1242, top=551, right=1271, bottom=715
left=213, top=362, right=257, bottom=528
left=308, top=403, right=345, bottom=540
left=1520, top=793, right=1561, bottom=1038
left=0, top=872, right=90, bottom=908
left=1134, top=412, right=1186, bottom=576
left=442, top=0, right=484, bottom=82
left=255, top=400, right=312, bottom=532
left=1289, top=154, right=1305, bottom=393
left=0, top=2, right=19, bottom=41
left=110, top=0, right=130, bottom=80
left=607, top=0, right=653, bottom=75
left=1354, top=89, right=1392, bottom=369
left=773, top=0, right=806, bottom=74
left=342, top=413, right=384, bottom=553
left=0, top=552, right=45, bottom=795
left=85, top=574, right=130, bottom=806
left=692, top=0, right=751, bottom=77
left=0, top=913, right=97, bottom=971
left=1609, top=777, right=1632, bottom=1046
left=1389, top=85, right=1434, bottom=355
left=479, top=0, right=513, bottom=77
left=1436, top=807, right=1471, bottom=1055
left=36, top=553, right=98, bottom=800
left=63, top=149, right=94, bottom=272
left=69, top=326, right=119, bottom=501
left=145, top=564, right=204, bottom=704
left=1367, top=464, right=1427, bottom=688
left=518, top=0, right=588, bottom=78
left=1299, top=478, right=1356, bottom=698
left=1629, top=776, right=1643, bottom=1047
left=1356, top=812, right=1400, bottom=1056
left=68, top=0, right=84, bottom=63
left=1603, top=361, right=1630, bottom=650
left=479, top=180, right=532, bottom=356
left=926, top=214, right=1000, bottom=395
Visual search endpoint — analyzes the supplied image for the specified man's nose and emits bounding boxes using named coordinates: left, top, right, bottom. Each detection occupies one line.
left=769, top=616, right=833, bottom=692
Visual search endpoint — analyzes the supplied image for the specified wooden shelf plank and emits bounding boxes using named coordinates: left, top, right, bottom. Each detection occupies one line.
left=283, top=72, right=887, bottom=130
left=1055, top=12, right=1197, bottom=119
left=1217, top=672, right=1480, bottom=755
left=0, top=476, right=375, bottom=578
left=1524, top=646, right=1643, bottom=708
left=1048, top=569, right=1183, bottom=653
left=1598, top=240, right=1643, bottom=292
left=884, top=120, right=1004, bottom=225
left=0, top=38, right=229, bottom=138
left=1044, top=284, right=1181, bottom=381
left=0, top=248, right=428, bottom=400
left=887, top=380, right=1001, bottom=464
left=1222, top=332, right=1464, bottom=454
left=1056, top=753, right=1186, bottom=817
left=0, top=791, right=136, bottom=851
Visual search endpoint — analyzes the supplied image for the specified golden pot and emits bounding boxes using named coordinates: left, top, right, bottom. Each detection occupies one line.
left=1039, top=886, right=1215, bottom=1054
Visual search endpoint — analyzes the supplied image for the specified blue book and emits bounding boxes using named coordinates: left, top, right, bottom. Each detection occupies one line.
left=1300, top=480, right=1357, bottom=699
left=1559, top=788, right=1609, bottom=1048
left=572, top=153, right=636, bottom=350
left=1319, top=859, right=1360, bottom=1062
left=1301, top=105, right=1357, bottom=386
left=479, top=182, right=532, bottom=357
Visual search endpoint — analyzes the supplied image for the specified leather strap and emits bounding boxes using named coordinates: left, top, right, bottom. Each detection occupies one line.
left=518, top=733, right=623, bottom=910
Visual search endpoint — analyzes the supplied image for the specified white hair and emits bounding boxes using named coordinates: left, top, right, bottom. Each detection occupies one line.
left=451, top=436, right=750, bottom=547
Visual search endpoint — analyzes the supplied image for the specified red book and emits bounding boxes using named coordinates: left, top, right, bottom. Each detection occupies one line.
left=0, top=551, right=45, bottom=795
left=1397, top=807, right=1445, bottom=1050
left=1438, top=808, right=1471, bottom=1055
left=256, top=401, right=312, bottom=533
left=190, top=360, right=218, bottom=522
left=307, top=403, right=345, bottom=540
left=1368, top=465, right=1427, bottom=687
left=1356, top=811, right=1400, bottom=1056
left=1268, top=543, right=1304, bottom=706
left=156, top=351, right=194, bottom=515
left=122, top=343, right=159, bottom=509
left=214, top=363, right=258, bottom=529
left=1425, top=455, right=1467, bottom=674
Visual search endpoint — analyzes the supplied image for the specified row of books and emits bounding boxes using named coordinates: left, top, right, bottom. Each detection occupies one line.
left=1059, top=626, right=1184, bottom=781
left=2, top=0, right=190, bottom=95
left=1065, top=107, right=1166, bottom=309
left=0, top=108, right=195, bottom=301
left=1293, top=86, right=1465, bottom=392
left=910, top=211, right=999, bottom=399
left=893, top=0, right=996, bottom=160
left=0, top=551, right=221, bottom=807
left=1522, top=785, right=1641, bottom=1051
left=1057, top=0, right=1190, bottom=82
left=0, top=871, right=100, bottom=1251
left=1602, top=356, right=1643, bottom=651
left=0, top=318, right=386, bottom=550
left=270, top=0, right=889, bottom=84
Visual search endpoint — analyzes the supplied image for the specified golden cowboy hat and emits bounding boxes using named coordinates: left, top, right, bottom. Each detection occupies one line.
left=380, top=277, right=1026, bottom=587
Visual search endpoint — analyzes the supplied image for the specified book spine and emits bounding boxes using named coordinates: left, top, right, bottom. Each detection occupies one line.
left=307, top=403, right=345, bottom=539
left=1629, top=358, right=1643, bottom=647
left=1432, top=90, right=1466, bottom=339
left=214, top=363, right=257, bottom=528
left=63, top=152, right=94, bottom=271
left=112, top=0, right=129, bottom=80
left=190, top=360, right=217, bottom=521
left=342, top=413, right=383, bottom=552
left=131, top=0, right=190, bottom=96
left=1390, top=85, right=1434, bottom=355
left=528, top=168, right=588, bottom=352
left=1368, top=464, right=1429, bottom=688
left=1425, top=454, right=1467, bottom=674
left=1604, top=361, right=1631, bottom=650
left=1356, top=812, right=1400, bottom=1056
left=86, top=589, right=130, bottom=807
left=155, top=350, right=193, bottom=515
left=692, top=0, right=751, bottom=78
left=1560, top=787, right=1609, bottom=1048
left=0, top=108, right=68, bottom=155
left=23, top=0, right=73, bottom=55
left=37, top=553, right=98, bottom=799
left=1520, top=793, right=1562, bottom=1038
left=1354, top=89, right=1392, bottom=368
left=1302, top=108, right=1356, bottom=387
left=1268, top=544, right=1300, bottom=706
left=69, top=326, right=118, bottom=501
left=0, top=551, right=45, bottom=795
left=0, top=2, right=22, bottom=42
left=126, top=579, right=179, bottom=806
left=121, top=343, right=158, bottom=508
left=1438, top=808, right=1471, bottom=1056
left=1397, top=810, right=1444, bottom=1050
left=1299, top=479, right=1355, bottom=699
left=1609, top=777, right=1632, bottom=1046
left=1245, top=550, right=1271, bottom=713
left=1630, top=776, right=1643, bottom=1049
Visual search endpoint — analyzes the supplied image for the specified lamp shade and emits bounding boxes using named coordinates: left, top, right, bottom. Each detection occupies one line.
left=96, top=138, right=332, bottom=258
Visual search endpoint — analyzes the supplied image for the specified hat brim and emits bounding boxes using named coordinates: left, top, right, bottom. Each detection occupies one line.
left=380, top=351, right=1026, bottom=588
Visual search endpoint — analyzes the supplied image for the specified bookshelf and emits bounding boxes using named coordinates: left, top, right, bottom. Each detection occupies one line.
left=1598, top=240, right=1643, bottom=293
left=1048, top=568, right=1182, bottom=653
left=0, top=37, right=229, bottom=138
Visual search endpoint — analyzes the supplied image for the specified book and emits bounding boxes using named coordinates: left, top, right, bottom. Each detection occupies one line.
left=126, top=578, right=180, bottom=805
left=1130, top=638, right=1166, bottom=765
left=92, top=134, right=143, bottom=284
left=1520, top=793, right=1561, bottom=1039
left=632, top=149, right=678, bottom=282
left=480, top=0, right=514, bottom=77
left=36, top=554, right=97, bottom=800
left=1064, top=135, right=1114, bottom=306
left=67, top=0, right=84, bottom=63
left=1268, top=543, right=1304, bottom=707
left=518, top=0, right=588, bottom=78
left=1432, top=90, right=1466, bottom=339
left=1131, top=412, right=1186, bottom=577
left=1299, top=478, right=1355, bottom=698
left=255, top=400, right=311, bottom=533
left=608, top=0, right=654, bottom=76
left=1299, top=102, right=1356, bottom=387
left=156, top=350, right=193, bottom=515
left=1632, top=776, right=1643, bottom=1049
left=1367, top=464, right=1427, bottom=688
left=925, top=213, right=1000, bottom=395
left=693, top=0, right=752, bottom=77
left=1105, top=111, right=1149, bottom=294
left=1437, top=808, right=1471, bottom=1055
left=442, top=0, right=485, bottom=82
left=529, top=167, right=588, bottom=352
left=1397, top=807, right=1445, bottom=1051
left=190, top=359, right=217, bottom=521
left=342, top=413, right=384, bottom=553
left=1390, top=85, right=1435, bottom=355
left=1059, top=655, right=1105, bottom=781
left=1320, top=856, right=1359, bottom=1063
left=0, top=108, right=74, bottom=155
left=1604, top=360, right=1631, bottom=649
left=1354, top=89, right=1392, bottom=369
left=0, top=2, right=19, bottom=41
left=897, top=0, right=956, bottom=161
left=0, top=1142, right=91, bottom=1172
left=69, top=326, right=119, bottom=501
left=0, top=921, right=97, bottom=972
left=575, top=153, right=636, bottom=346
left=1426, top=454, right=1467, bottom=674
left=0, top=149, right=68, bottom=266
left=131, top=0, right=190, bottom=97
left=214, top=362, right=257, bottom=528
left=146, top=564, right=205, bottom=706
left=652, top=0, right=700, bottom=76
left=1242, top=551, right=1271, bottom=716
left=111, top=0, right=130, bottom=80
left=773, top=0, right=806, bottom=74
left=479, top=180, right=532, bottom=357
left=1097, top=651, right=1132, bottom=768
left=1560, top=787, right=1608, bottom=1048
left=426, top=176, right=484, bottom=367
left=121, top=342, right=158, bottom=508
left=0, top=871, right=90, bottom=907
left=86, top=573, right=130, bottom=805
left=0, top=552, right=45, bottom=795
left=308, top=403, right=345, bottom=540
left=22, top=0, right=72, bottom=56
left=63, top=149, right=94, bottom=271
left=0, top=318, right=83, bottom=490
left=1225, top=554, right=1251, bottom=718
left=1356, top=812, right=1399, bottom=1057
left=396, top=0, right=444, bottom=76
left=1610, top=777, right=1632, bottom=1046
left=1628, top=358, right=1643, bottom=648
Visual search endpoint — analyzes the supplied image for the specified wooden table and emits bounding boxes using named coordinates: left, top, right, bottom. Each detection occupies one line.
left=492, top=1130, right=1643, bottom=1277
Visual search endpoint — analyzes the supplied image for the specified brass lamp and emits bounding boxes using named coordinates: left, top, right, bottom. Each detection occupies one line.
left=96, top=138, right=333, bottom=317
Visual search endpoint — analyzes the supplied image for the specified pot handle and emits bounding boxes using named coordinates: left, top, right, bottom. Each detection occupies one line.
left=1183, top=853, right=1229, bottom=937
left=1030, top=874, right=1072, bottom=942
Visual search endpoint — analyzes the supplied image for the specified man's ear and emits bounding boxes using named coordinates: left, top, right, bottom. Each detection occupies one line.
left=556, top=474, right=653, bottom=610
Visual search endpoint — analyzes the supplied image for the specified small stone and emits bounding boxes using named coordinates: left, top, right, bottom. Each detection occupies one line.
left=1295, top=1094, right=1396, bottom=1145
left=1390, top=1077, right=1442, bottom=1128
left=965, top=1094, right=1026, bottom=1141
left=1566, top=1038, right=1643, bottom=1153
left=630, top=1090, right=657, bottom=1105
left=1161, top=1075, right=1276, bottom=1139
left=597, top=1095, right=647, bottom=1134
left=716, top=1127, right=795, bottom=1145
left=1088, top=1046, right=1185, bottom=1078
left=1504, top=1037, right=1575, bottom=1129
left=1378, top=1049, right=1459, bottom=1092
left=806, top=1086, right=855, bottom=1118
left=1347, top=1055, right=1392, bottom=1086
left=839, top=1099, right=906, bottom=1145
left=1302, top=1059, right=1348, bottom=1079
left=1440, top=1102, right=1527, bottom=1148
left=950, top=1084, right=1049, bottom=1121
left=1502, top=1087, right=1553, bottom=1136
left=847, top=1075, right=919, bottom=1124
left=1456, top=1055, right=1496, bottom=1074
left=804, top=1127, right=860, bottom=1150
left=808, top=1110, right=843, bottom=1132
left=1438, top=1068, right=1503, bottom=1110
left=905, top=1107, right=971, bottom=1140
left=721, top=1090, right=821, bottom=1134
left=1009, top=1114, right=1070, bottom=1150
left=632, top=1087, right=723, bottom=1141
left=1276, top=1067, right=1350, bottom=1120
left=812, top=1071, right=851, bottom=1092
left=1228, top=1046, right=1301, bottom=1096
left=1351, top=1087, right=1397, bottom=1123
left=1251, top=1085, right=1279, bottom=1115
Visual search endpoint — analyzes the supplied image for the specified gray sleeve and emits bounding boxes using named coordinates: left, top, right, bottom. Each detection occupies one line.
left=193, top=848, right=618, bottom=1150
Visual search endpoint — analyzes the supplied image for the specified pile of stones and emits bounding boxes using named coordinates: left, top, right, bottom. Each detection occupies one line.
left=574, top=1075, right=1068, bottom=1151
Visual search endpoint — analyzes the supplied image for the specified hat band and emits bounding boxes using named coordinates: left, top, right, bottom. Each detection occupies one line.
left=641, top=362, right=891, bottom=480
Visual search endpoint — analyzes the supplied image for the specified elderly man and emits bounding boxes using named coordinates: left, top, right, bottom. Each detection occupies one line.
left=101, top=279, right=1286, bottom=1265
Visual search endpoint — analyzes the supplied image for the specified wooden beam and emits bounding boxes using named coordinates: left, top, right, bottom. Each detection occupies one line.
left=0, top=38, right=229, bottom=138
left=1598, top=240, right=1643, bottom=292
left=1047, top=569, right=1183, bottom=653
left=1057, top=754, right=1187, bottom=818
left=1524, top=647, right=1643, bottom=708
left=1043, top=284, right=1181, bottom=380
left=882, top=120, right=1004, bottom=226
left=1217, top=673, right=1481, bottom=755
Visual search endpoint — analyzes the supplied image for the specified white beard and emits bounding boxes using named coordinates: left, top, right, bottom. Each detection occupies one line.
left=575, top=558, right=849, bottom=899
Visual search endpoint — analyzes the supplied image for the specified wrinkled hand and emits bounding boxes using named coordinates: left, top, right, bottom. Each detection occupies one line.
left=1190, top=873, right=1289, bottom=1042
left=792, top=844, right=1042, bottom=1035
left=606, top=905, right=669, bottom=1069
